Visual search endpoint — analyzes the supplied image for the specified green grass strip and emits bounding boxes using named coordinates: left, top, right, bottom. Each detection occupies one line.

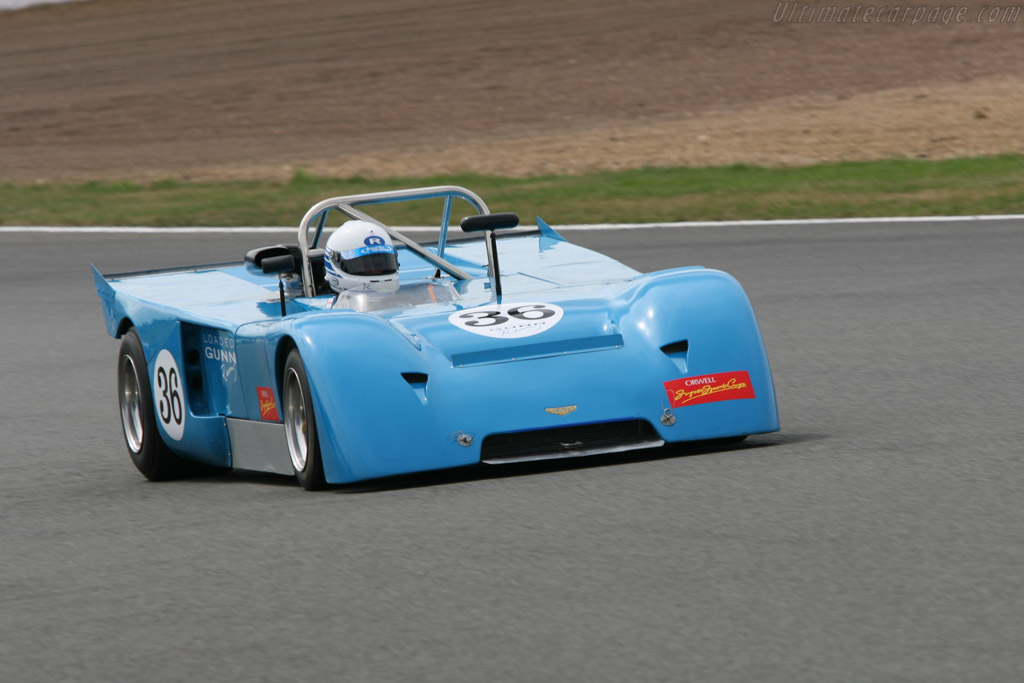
left=2, top=155, right=1023, bottom=226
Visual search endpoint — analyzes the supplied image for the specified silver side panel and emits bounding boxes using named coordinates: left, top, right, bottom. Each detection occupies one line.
left=226, top=418, right=293, bottom=475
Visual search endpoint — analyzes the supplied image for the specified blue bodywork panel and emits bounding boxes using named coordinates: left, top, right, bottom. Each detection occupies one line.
left=95, top=195, right=778, bottom=484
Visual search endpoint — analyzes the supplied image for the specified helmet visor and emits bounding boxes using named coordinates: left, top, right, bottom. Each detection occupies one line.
left=336, top=251, right=399, bottom=276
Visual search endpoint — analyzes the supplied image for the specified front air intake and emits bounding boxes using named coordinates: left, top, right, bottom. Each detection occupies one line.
left=481, top=419, right=663, bottom=464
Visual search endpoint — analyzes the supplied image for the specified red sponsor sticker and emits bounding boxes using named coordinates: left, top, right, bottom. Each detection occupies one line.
left=257, top=386, right=280, bottom=421
left=663, top=371, right=756, bottom=408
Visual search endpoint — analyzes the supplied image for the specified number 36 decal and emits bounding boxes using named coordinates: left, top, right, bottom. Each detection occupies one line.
left=153, top=349, right=185, bottom=440
left=448, top=302, right=564, bottom=339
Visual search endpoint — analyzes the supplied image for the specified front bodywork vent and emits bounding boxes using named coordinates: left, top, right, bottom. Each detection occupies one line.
left=660, top=340, right=689, bottom=356
left=401, top=372, right=428, bottom=386
left=451, top=334, right=624, bottom=368
left=481, top=419, right=664, bottom=464
left=401, top=372, right=428, bottom=403
left=660, top=339, right=689, bottom=372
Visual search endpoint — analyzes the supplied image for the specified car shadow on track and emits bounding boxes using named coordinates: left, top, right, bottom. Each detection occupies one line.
left=335, top=432, right=829, bottom=493
left=191, top=432, right=827, bottom=492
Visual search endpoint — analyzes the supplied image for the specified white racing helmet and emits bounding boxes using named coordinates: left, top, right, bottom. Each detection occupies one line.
left=324, top=220, right=400, bottom=294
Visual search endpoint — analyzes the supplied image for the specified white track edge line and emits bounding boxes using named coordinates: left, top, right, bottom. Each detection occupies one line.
left=2, top=214, right=1023, bottom=234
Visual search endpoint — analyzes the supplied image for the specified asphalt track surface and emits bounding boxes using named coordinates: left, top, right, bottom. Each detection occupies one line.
left=2, top=220, right=1022, bottom=682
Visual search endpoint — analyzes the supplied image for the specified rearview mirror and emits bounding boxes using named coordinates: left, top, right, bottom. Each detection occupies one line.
left=460, top=212, right=520, bottom=233
left=261, top=254, right=297, bottom=274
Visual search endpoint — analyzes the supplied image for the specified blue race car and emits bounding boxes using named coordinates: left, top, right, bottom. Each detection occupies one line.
left=94, top=186, right=779, bottom=489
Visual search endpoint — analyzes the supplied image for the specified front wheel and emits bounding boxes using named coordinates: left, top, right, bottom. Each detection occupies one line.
left=118, top=328, right=188, bottom=480
left=283, top=349, right=327, bottom=490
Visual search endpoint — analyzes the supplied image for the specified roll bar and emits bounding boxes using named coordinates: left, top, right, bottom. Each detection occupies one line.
left=296, top=186, right=491, bottom=298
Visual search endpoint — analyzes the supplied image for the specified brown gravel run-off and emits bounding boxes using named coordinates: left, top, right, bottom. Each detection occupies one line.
left=1, top=0, right=1023, bottom=183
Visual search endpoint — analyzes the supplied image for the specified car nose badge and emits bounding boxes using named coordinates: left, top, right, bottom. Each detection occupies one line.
left=545, top=405, right=577, bottom=416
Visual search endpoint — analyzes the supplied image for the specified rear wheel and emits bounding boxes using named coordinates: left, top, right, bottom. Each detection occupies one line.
left=283, top=349, right=327, bottom=490
left=118, top=328, right=188, bottom=480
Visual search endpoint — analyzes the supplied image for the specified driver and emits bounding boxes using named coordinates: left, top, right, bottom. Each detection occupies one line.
left=323, top=220, right=400, bottom=295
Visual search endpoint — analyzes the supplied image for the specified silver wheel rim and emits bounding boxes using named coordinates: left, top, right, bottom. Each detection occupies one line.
left=284, top=367, right=308, bottom=472
left=119, top=355, right=144, bottom=453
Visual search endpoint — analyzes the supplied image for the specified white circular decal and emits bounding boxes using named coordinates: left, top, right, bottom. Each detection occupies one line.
left=448, top=302, right=564, bottom=339
left=153, top=349, right=185, bottom=441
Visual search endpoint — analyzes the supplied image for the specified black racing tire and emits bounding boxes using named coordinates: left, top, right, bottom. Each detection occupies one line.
left=282, top=348, right=327, bottom=491
left=117, top=328, right=189, bottom=481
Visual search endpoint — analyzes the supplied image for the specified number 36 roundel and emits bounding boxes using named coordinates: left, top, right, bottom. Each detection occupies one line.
left=153, top=349, right=185, bottom=440
left=448, top=302, right=564, bottom=339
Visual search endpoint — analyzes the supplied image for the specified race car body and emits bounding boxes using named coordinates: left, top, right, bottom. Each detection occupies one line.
left=94, top=186, right=778, bottom=488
